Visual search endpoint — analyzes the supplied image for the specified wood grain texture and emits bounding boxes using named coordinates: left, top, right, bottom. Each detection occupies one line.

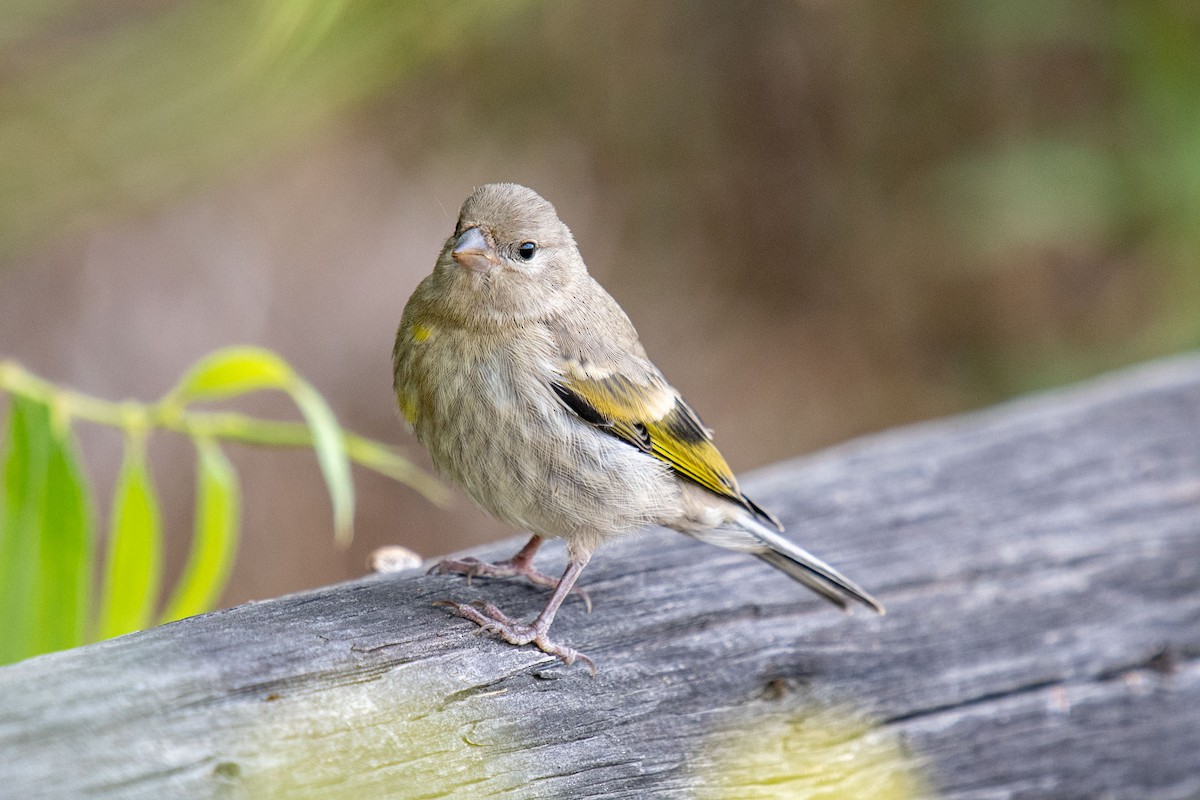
left=2, top=355, right=1199, bottom=799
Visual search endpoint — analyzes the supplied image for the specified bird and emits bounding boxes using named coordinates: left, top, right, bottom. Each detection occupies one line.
left=392, top=183, right=883, bottom=671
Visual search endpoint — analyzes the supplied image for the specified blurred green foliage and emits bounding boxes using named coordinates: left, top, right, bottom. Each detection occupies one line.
left=0, top=348, right=445, bottom=666
left=929, top=0, right=1200, bottom=392
left=0, top=396, right=91, bottom=663
left=0, top=0, right=521, bottom=258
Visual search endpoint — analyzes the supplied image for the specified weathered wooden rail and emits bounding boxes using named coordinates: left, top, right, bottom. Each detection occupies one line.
left=2, top=355, right=1199, bottom=798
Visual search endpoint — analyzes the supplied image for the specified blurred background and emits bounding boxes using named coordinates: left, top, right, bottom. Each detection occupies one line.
left=1, top=0, right=1197, bottom=609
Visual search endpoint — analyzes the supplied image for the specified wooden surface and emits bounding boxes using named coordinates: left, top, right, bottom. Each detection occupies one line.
left=2, top=355, right=1199, bottom=799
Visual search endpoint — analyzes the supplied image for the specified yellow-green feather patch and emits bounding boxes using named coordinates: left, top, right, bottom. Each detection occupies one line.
left=553, top=374, right=742, bottom=505
left=397, top=391, right=419, bottom=425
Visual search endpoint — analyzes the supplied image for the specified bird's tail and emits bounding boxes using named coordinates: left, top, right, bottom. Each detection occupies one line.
left=738, top=513, right=885, bottom=615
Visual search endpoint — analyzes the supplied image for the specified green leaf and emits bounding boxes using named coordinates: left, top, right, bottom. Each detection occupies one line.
left=161, top=439, right=240, bottom=623
left=168, top=346, right=355, bottom=544
left=33, top=418, right=93, bottom=654
left=96, top=437, right=162, bottom=640
left=0, top=396, right=52, bottom=665
left=288, top=378, right=354, bottom=546
left=168, top=346, right=295, bottom=404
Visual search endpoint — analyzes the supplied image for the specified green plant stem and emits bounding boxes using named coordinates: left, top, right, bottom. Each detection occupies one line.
left=0, top=359, right=448, bottom=505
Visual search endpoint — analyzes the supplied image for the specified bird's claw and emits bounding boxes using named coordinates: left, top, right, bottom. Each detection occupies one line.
left=433, top=598, right=595, bottom=675
left=428, top=557, right=489, bottom=587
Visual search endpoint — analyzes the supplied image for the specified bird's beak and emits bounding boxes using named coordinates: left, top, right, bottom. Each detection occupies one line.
left=451, top=227, right=499, bottom=273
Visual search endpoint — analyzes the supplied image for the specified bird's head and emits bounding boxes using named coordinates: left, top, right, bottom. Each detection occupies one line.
left=429, top=183, right=587, bottom=325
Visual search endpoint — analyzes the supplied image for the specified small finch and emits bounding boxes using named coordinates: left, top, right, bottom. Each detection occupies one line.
left=393, top=183, right=883, bottom=670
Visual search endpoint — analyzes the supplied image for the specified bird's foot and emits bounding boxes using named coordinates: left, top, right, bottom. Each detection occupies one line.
left=428, top=556, right=592, bottom=611
left=434, top=599, right=596, bottom=675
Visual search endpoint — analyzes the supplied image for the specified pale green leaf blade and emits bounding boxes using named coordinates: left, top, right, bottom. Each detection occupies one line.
left=161, top=439, right=240, bottom=623
left=168, top=346, right=354, bottom=543
left=0, top=396, right=52, bottom=665
left=344, top=433, right=450, bottom=506
left=96, top=439, right=162, bottom=640
left=288, top=379, right=354, bottom=545
left=33, top=418, right=93, bottom=654
left=168, top=346, right=295, bottom=404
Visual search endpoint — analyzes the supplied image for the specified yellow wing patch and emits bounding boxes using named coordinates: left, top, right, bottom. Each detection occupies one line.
left=554, top=370, right=742, bottom=505
left=559, top=361, right=674, bottom=420
left=644, top=413, right=738, bottom=498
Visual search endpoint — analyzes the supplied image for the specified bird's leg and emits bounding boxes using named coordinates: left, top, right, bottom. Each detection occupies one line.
left=435, top=556, right=596, bottom=673
left=428, top=534, right=591, bottom=611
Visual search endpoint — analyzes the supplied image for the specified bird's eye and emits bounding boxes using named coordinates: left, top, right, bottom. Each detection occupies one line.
left=516, top=241, right=537, bottom=261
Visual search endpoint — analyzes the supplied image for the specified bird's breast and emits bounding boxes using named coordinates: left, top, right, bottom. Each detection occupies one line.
left=398, top=326, right=551, bottom=463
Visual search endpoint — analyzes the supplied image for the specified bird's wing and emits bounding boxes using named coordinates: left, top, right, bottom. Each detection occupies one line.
left=550, top=359, right=780, bottom=529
